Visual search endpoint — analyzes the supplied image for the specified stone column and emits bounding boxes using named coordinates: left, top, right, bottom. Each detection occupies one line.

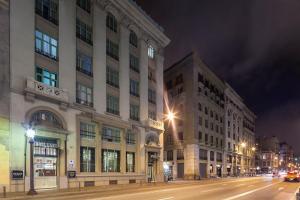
left=119, top=24, right=130, bottom=121
left=139, top=38, right=149, bottom=121
left=93, top=6, right=107, bottom=114
left=155, top=51, right=164, bottom=121
left=184, top=144, right=199, bottom=180
left=59, top=0, right=76, bottom=102
left=120, top=129, right=126, bottom=173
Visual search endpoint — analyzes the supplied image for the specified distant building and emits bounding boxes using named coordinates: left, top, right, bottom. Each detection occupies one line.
left=279, top=142, right=294, bottom=171
left=163, top=52, right=256, bottom=179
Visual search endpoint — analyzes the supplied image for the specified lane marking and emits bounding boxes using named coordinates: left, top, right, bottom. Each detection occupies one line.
left=158, top=197, right=174, bottom=200
left=278, top=187, right=284, bottom=191
left=222, top=181, right=281, bottom=200
left=247, top=185, right=254, bottom=188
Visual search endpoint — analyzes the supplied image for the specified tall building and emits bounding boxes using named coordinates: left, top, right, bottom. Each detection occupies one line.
left=279, top=142, right=294, bottom=171
left=0, top=0, right=170, bottom=192
left=163, top=52, right=256, bottom=180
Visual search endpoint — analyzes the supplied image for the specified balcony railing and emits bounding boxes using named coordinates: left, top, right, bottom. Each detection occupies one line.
left=144, top=118, right=164, bottom=131
left=25, top=77, right=69, bottom=103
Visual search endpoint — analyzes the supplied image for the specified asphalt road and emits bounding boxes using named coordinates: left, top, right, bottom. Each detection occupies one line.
left=7, top=177, right=300, bottom=200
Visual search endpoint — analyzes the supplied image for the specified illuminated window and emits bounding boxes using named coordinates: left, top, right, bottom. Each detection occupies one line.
left=148, top=45, right=155, bottom=58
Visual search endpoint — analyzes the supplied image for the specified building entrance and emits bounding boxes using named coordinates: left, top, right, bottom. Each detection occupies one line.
left=147, top=152, right=158, bottom=182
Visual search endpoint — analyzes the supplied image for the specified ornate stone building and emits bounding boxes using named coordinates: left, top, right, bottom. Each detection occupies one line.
left=0, top=0, right=169, bottom=193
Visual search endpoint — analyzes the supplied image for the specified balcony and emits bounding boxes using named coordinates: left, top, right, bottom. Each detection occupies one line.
left=25, top=77, right=69, bottom=104
left=144, top=118, right=164, bottom=131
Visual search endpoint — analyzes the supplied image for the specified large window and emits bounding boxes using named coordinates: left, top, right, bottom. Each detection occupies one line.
left=106, top=66, right=119, bottom=88
left=130, top=79, right=139, bottom=97
left=80, top=146, right=95, bottom=172
left=130, top=104, right=139, bottom=121
left=148, top=45, right=155, bottom=59
left=77, top=0, right=90, bottom=13
left=199, top=149, right=208, bottom=160
left=80, top=122, right=95, bottom=139
left=210, top=151, right=215, bottom=161
left=129, top=31, right=138, bottom=47
left=129, top=54, right=139, bottom=73
left=102, top=149, right=120, bottom=172
left=35, top=30, right=58, bottom=60
left=102, top=126, right=120, bottom=143
left=35, top=66, right=57, bottom=87
left=177, top=149, right=184, bottom=160
left=76, top=19, right=93, bottom=45
left=35, top=0, right=58, bottom=25
left=34, top=137, right=58, bottom=157
left=148, top=110, right=156, bottom=120
left=148, top=89, right=156, bottom=104
left=106, top=13, right=117, bottom=32
left=106, top=94, right=119, bottom=115
left=126, top=130, right=135, bottom=144
left=76, top=51, right=92, bottom=76
left=126, top=152, right=135, bottom=172
left=167, top=150, right=173, bottom=161
left=106, top=39, right=119, bottom=60
left=76, top=83, right=93, bottom=107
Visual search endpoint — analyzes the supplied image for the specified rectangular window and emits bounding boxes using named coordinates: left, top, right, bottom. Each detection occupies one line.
left=35, top=0, right=58, bottom=25
left=199, top=131, right=202, bottom=141
left=35, top=30, right=58, bottom=60
left=77, top=0, right=91, bottom=13
left=148, top=89, right=156, bottom=104
left=177, top=149, right=184, bottom=160
left=126, top=130, right=135, bottom=144
left=210, top=136, right=214, bottom=146
left=126, top=152, right=135, bottom=172
left=35, top=66, right=57, bottom=87
left=130, top=104, right=140, bottom=121
left=217, top=152, right=222, bottom=162
left=199, top=149, right=208, bottom=160
left=106, top=39, right=119, bottom=60
left=129, top=54, right=139, bottom=73
left=199, top=117, right=202, bottom=126
left=106, top=94, right=119, bottom=115
left=205, top=134, right=208, bottom=144
left=148, top=45, right=155, bottom=59
left=76, top=18, right=93, bottom=45
left=34, top=137, right=58, bottom=157
left=80, top=122, right=95, bottom=139
left=76, top=83, right=93, bottom=107
left=76, top=51, right=93, bottom=76
left=167, top=150, right=173, bottom=161
left=130, top=79, right=140, bottom=97
left=148, top=110, right=157, bottom=120
left=80, top=146, right=95, bottom=172
left=106, top=66, right=119, bottom=88
left=102, top=149, right=120, bottom=172
left=210, top=151, right=215, bottom=161
left=102, top=126, right=121, bottom=143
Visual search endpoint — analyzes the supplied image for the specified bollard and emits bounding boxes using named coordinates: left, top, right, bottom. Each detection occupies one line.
left=3, top=186, right=6, bottom=198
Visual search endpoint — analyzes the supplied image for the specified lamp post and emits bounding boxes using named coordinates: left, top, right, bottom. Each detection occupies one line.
left=26, top=128, right=37, bottom=195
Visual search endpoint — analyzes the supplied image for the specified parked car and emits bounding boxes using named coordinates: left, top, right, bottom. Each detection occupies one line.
left=284, top=172, right=300, bottom=182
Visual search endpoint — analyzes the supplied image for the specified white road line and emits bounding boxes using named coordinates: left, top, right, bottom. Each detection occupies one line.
left=278, top=187, right=284, bottom=191
left=158, top=197, right=174, bottom=200
left=247, top=185, right=254, bottom=188
left=222, top=181, right=281, bottom=200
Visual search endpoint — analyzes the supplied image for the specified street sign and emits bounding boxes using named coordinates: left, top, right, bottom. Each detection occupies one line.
left=11, top=170, right=24, bottom=180
left=67, top=170, right=76, bottom=178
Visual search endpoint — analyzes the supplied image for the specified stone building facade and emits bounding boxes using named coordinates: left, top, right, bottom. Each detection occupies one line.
left=0, top=0, right=169, bottom=193
left=163, top=52, right=256, bottom=179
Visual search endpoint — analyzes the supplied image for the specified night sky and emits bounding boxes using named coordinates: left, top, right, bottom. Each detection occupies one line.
left=135, top=0, right=300, bottom=154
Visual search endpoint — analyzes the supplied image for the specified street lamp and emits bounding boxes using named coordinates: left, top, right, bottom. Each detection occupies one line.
left=251, top=147, right=256, bottom=151
left=241, top=142, right=246, bottom=148
left=166, top=111, right=175, bottom=122
left=26, top=128, right=37, bottom=195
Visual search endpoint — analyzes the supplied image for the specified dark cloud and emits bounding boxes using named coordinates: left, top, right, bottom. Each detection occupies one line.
left=136, top=0, right=300, bottom=154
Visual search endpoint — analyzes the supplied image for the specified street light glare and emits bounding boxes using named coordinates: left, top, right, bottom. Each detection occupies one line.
left=241, top=142, right=246, bottom=148
left=26, top=128, right=35, bottom=139
left=167, top=111, right=175, bottom=121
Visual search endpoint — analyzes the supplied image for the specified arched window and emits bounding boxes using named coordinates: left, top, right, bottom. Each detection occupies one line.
left=106, top=13, right=117, bottom=32
left=129, top=31, right=138, bottom=47
left=29, top=110, right=64, bottom=129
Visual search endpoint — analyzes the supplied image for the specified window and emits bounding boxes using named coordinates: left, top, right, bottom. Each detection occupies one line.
left=148, top=69, right=156, bottom=82
left=199, top=117, right=202, bottom=125
left=126, top=152, right=135, bottom=172
left=148, top=89, right=156, bottom=104
left=102, top=149, right=120, bottom=172
left=216, top=138, right=219, bottom=147
left=77, top=51, right=92, bottom=76
left=77, top=0, right=90, bottom=13
left=199, top=131, right=202, bottom=141
left=205, top=120, right=208, bottom=128
left=106, top=66, right=119, bottom=88
left=178, top=132, right=183, bottom=141
left=210, top=111, right=213, bottom=118
left=210, top=136, right=214, bottom=146
left=130, top=79, right=140, bottom=97
left=205, top=134, right=208, bottom=144
left=80, top=122, right=95, bottom=139
left=126, top=130, right=135, bottom=144
left=199, top=149, right=208, bottom=160
left=80, top=147, right=95, bottom=172
left=148, top=45, right=155, bottom=58
left=106, top=39, right=119, bottom=60
left=30, top=110, right=63, bottom=129
left=36, top=0, right=58, bottom=25
left=166, top=135, right=173, bottom=145
left=210, top=123, right=214, bottom=131
left=34, top=137, right=58, bottom=157
left=198, top=103, right=202, bottom=111
left=148, top=110, right=156, bottom=120
left=76, top=83, right=93, bottom=107
left=35, top=66, right=57, bottom=87
left=130, top=54, right=139, bottom=73
left=102, top=126, right=121, bottom=142
left=205, top=107, right=208, bottom=115
left=217, top=152, right=223, bottom=162
left=76, top=19, right=92, bottom=45
left=177, top=149, right=184, bottom=160
left=35, top=30, right=58, bottom=60
left=167, top=150, right=173, bottom=161
left=130, top=104, right=139, bottom=121
left=129, top=31, right=138, bottom=47
left=106, top=94, right=119, bottom=115
left=106, top=13, right=118, bottom=32
left=210, top=151, right=215, bottom=161
left=228, top=142, right=231, bottom=150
